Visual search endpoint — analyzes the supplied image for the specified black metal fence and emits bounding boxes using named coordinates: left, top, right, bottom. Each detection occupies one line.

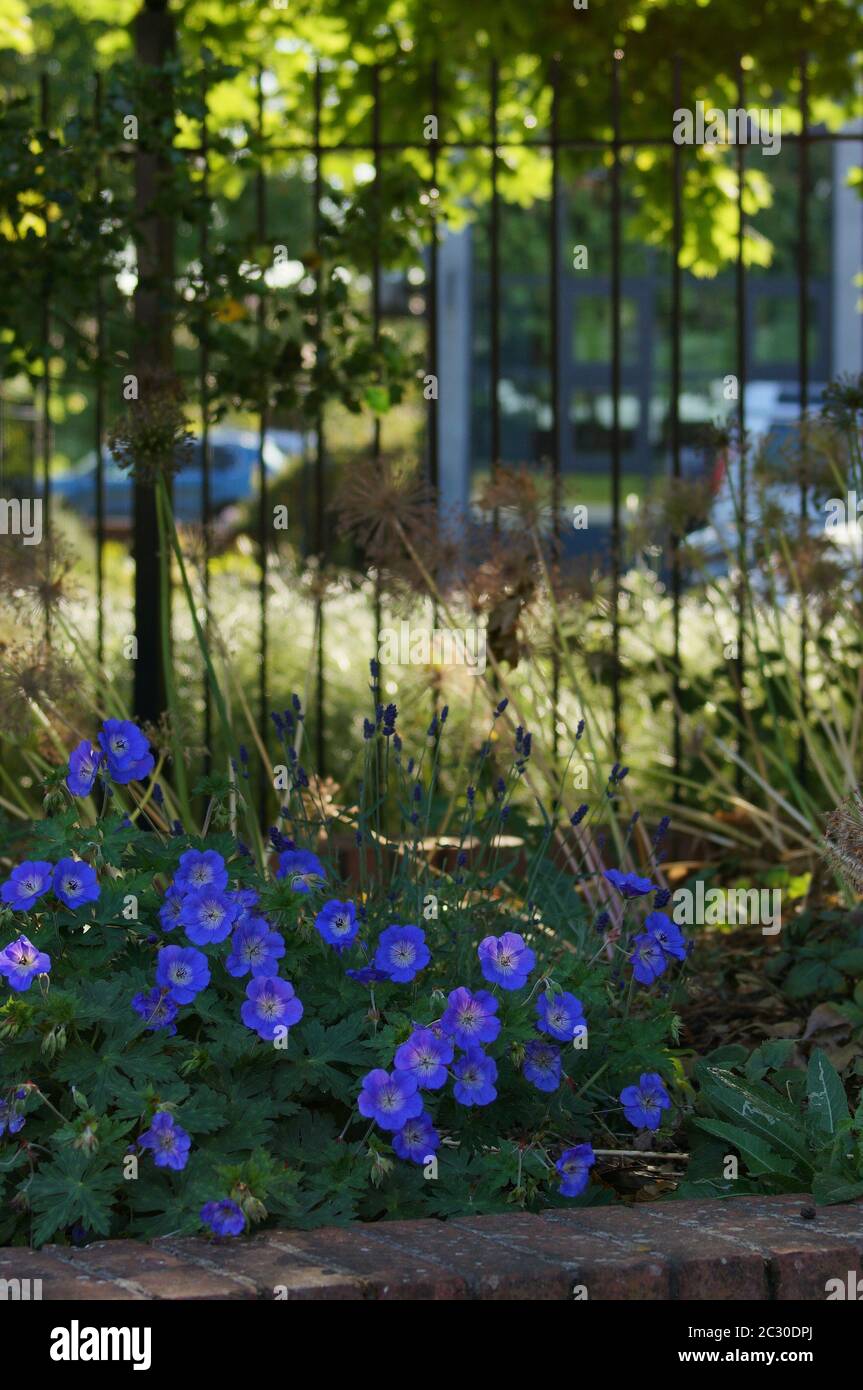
left=2, top=46, right=861, bottom=801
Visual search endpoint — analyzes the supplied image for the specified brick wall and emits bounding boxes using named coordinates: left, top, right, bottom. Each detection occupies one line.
left=3, top=1194, right=862, bottom=1300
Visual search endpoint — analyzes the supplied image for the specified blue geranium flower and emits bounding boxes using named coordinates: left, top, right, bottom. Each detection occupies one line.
left=139, top=1111, right=191, bottom=1171
left=178, top=889, right=239, bottom=946
left=131, top=987, right=178, bottom=1034
left=645, top=910, right=687, bottom=961
left=555, top=1143, right=595, bottom=1197
left=535, top=990, right=586, bottom=1043
left=314, top=899, right=359, bottom=949
left=452, top=1047, right=497, bottom=1107
left=155, top=945, right=210, bottom=1004
left=0, top=935, right=51, bottom=992
left=98, top=719, right=154, bottom=784
left=358, top=1068, right=424, bottom=1131
left=630, top=932, right=668, bottom=985
left=523, top=1040, right=562, bottom=1092
left=0, top=1098, right=25, bottom=1139
left=66, top=739, right=102, bottom=797
left=201, top=1199, right=245, bottom=1237
left=620, top=1072, right=671, bottom=1131
left=158, top=890, right=184, bottom=933
left=477, top=931, right=536, bottom=991
left=231, top=888, right=260, bottom=925
left=374, top=924, right=430, bottom=984
left=173, top=849, right=228, bottom=896
left=276, top=849, right=325, bottom=893
left=1, top=861, right=53, bottom=912
left=392, top=1110, right=440, bottom=1165
left=226, top=918, right=285, bottom=978
left=241, top=976, right=303, bottom=1041
left=440, top=987, right=501, bottom=1049
left=54, top=858, right=100, bottom=911
left=346, top=964, right=391, bottom=985
left=603, top=868, right=654, bottom=898
left=394, top=1027, right=453, bottom=1090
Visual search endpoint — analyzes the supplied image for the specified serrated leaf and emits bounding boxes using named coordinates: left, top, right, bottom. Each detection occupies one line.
left=27, top=1151, right=117, bottom=1246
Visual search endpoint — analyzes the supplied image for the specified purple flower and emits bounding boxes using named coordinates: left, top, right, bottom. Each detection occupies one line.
left=393, top=1028, right=454, bottom=1090
left=226, top=918, right=285, bottom=978
left=392, top=1110, right=440, bottom=1165
left=620, top=1072, right=671, bottom=1131
left=630, top=932, right=668, bottom=985
left=440, top=987, right=501, bottom=1049
left=0, top=935, right=51, bottom=991
left=155, top=945, right=210, bottom=1004
left=645, top=910, right=687, bottom=961
left=231, top=889, right=260, bottom=925
left=314, top=899, right=359, bottom=949
left=1, top=861, right=53, bottom=912
left=54, top=858, right=100, bottom=911
left=0, top=1098, right=25, bottom=1138
left=139, top=1111, right=191, bottom=1171
left=374, top=924, right=430, bottom=984
left=555, top=1143, right=595, bottom=1198
left=241, top=976, right=303, bottom=1041
left=200, top=1199, right=245, bottom=1237
left=178, top=889, right=239, bottom=946
left=358, top=1068, right=424, bottom=1131
left=66, top=739, right=102, bottom=797
left=535, top=990, right=586, bottom=1043
left=131, top=987, right=178, bottom=1034
left=173, top=849, right=228, bottom=896
left=477, top=932, right=536, bottom=991
left=523, top=1040, right=562, bottom=1092
left=276, top=849, right=325, bottom=893
left=158, top=890, right=184, bottom=933
left=603, top=868, right=654, bottom=898
left=346, top=964, right=391, bottom=985
left=452, top=1047, right=497, bottom=1107
left=98, top=718, right=154, bottom=784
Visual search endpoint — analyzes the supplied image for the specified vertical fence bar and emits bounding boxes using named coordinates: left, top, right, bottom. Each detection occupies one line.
left=427, top=60, right=440, bottom=494
left=797, top=53, right=809, bottom=786
left=734, top=56, right=747, bottom=787
left=313, top=64, right=327, bottom=774
left=39, top=73, right=52, bottom=641
left=199, top=57, right=212, bottom=776
left=490, top=58, right=501, bottom=532
left=132, top=0, right=175, bottom=727
left=670, top=55, right=683, bottom=792
left=610, top=55, right=622, bottom=759
left=427, top=61, right=441, bottom=721
left=93, top=71, right=106, bottom=668
left=371, top=64, right=383, bottom=716
left=255, top=67, right=269, bottom=821
left=549, top=56, right=561, bottom=756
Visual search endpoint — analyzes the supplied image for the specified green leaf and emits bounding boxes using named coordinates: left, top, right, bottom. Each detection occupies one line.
left=783, top=959, right=844, bottom=999
left=744, top=1040, right=796, bottom=1081
left=833, top=948, right=863, bottom=975
left=364, top=385, right=390, bottom=415
left=696, top=1065, right=815, bottom=1170
left=27, top=1151, right=117, bottom=1246
left=806, top=1048, right=849, bottom=1136
left=692, top=1117, right=800, bottom=1178
left=811, top=1172, right=863, bottom=1206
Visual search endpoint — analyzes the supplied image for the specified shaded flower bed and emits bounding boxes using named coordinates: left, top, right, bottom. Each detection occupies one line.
left=0, top=691, right=701, bottom=1245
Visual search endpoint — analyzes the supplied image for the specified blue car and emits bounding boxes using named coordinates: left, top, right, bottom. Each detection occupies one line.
left=49, top=427, right=297, bottom=527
